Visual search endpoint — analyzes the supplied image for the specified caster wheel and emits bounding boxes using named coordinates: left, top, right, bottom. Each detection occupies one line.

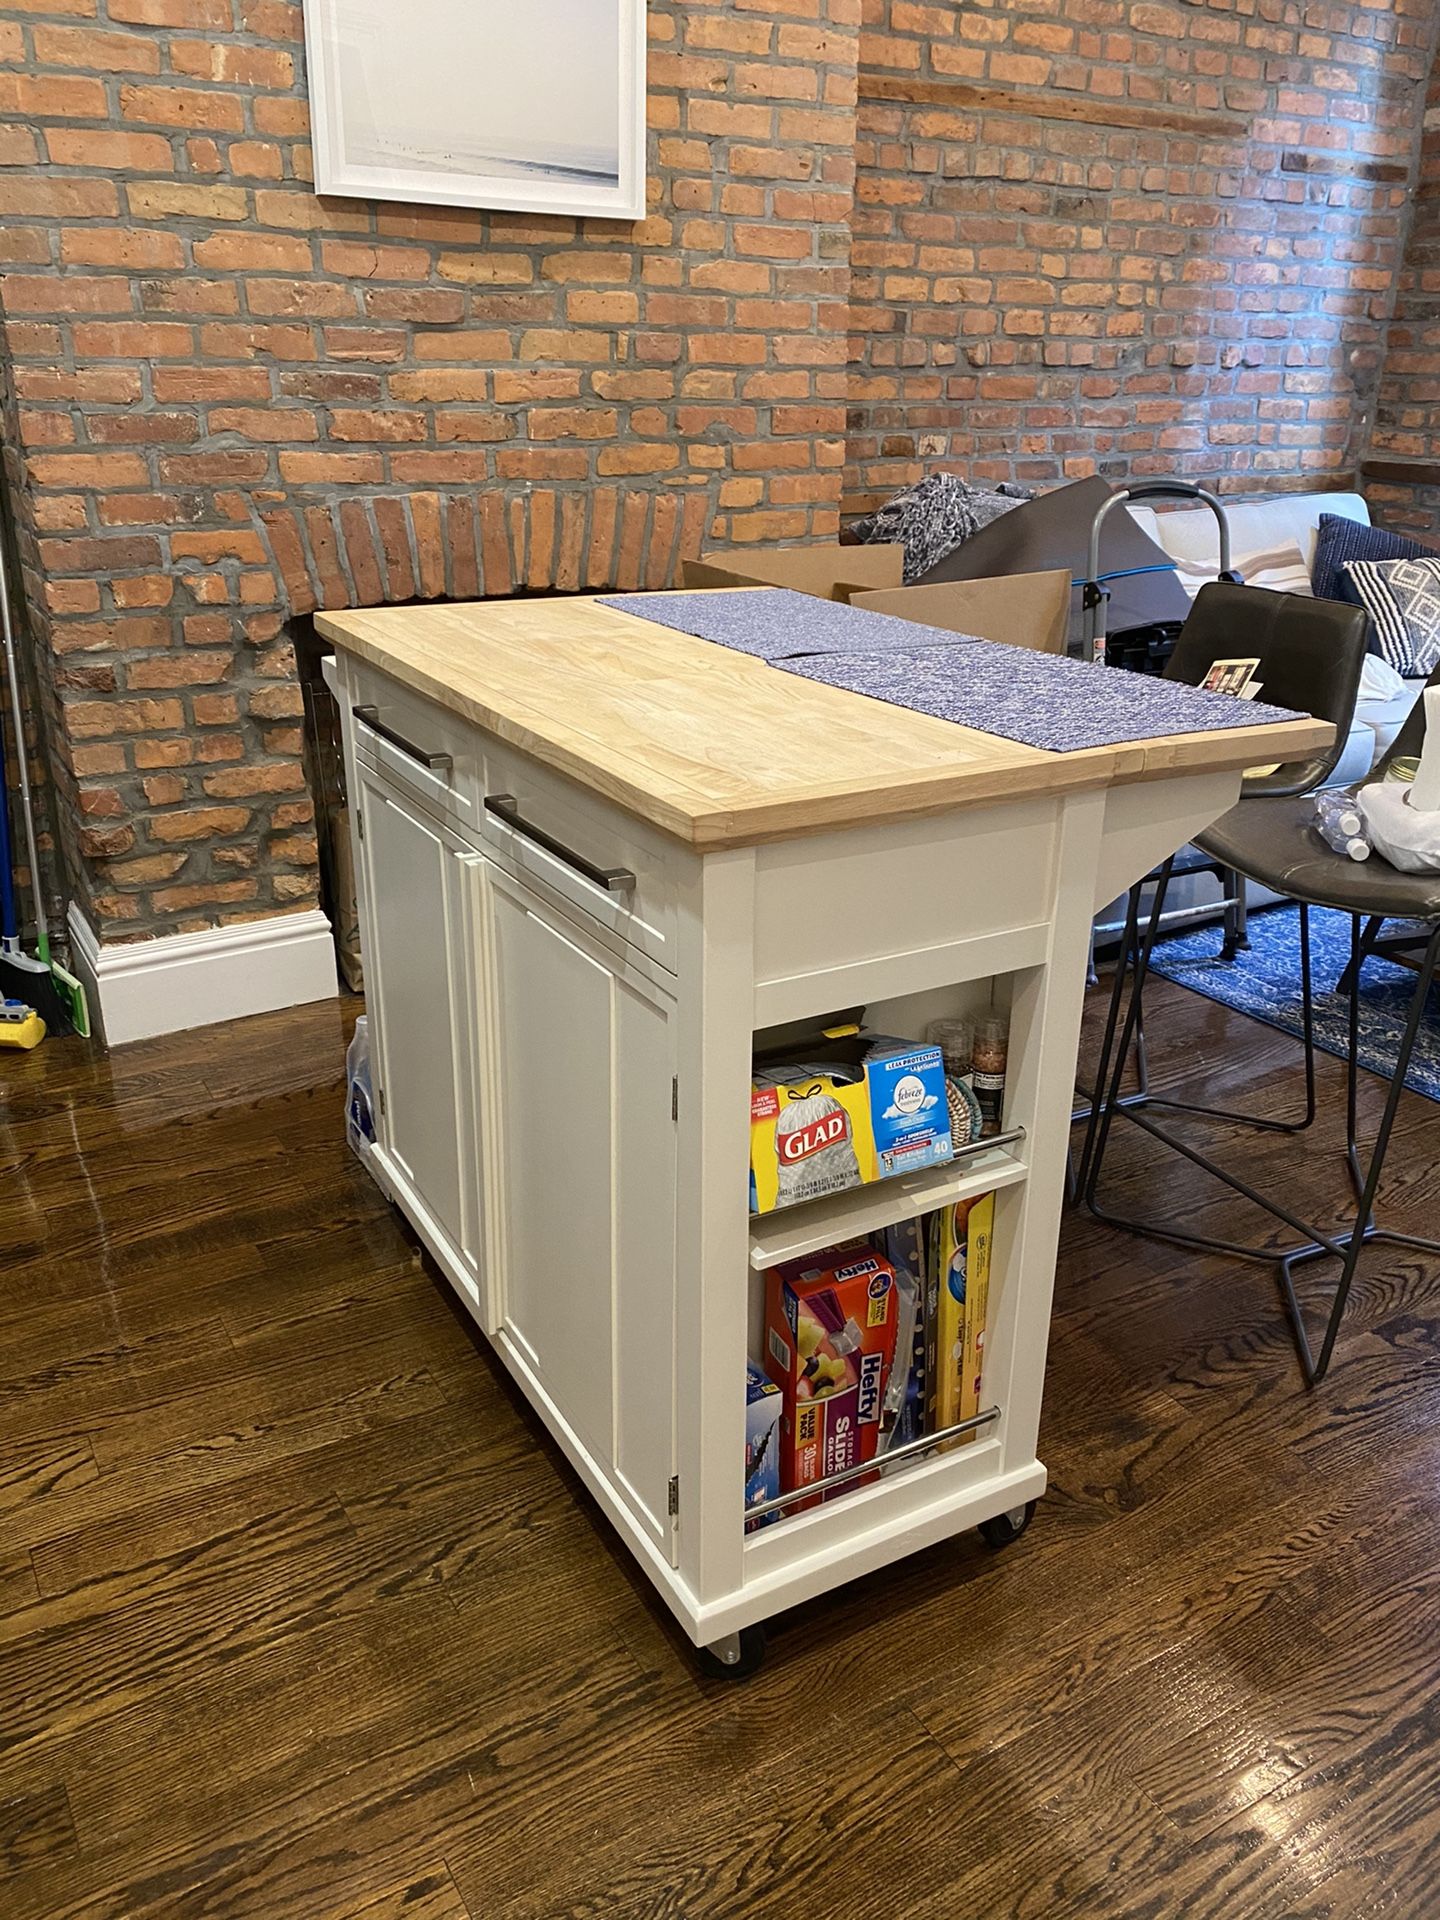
left=978, top=1500, right=1036, bottom=1550
left=697, top=1624, right=767, bottom=1680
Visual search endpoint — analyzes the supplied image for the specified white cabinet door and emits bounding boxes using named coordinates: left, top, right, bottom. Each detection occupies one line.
left=486, top=864, right=679, bottom=1558
left=354, top=757, right=485, bottom=1313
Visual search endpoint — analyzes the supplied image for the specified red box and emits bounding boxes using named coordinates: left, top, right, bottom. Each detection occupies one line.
left=763, top=1245, right=899, bottom=1509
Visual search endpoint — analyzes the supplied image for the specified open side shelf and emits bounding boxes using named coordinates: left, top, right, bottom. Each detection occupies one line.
left=746, top=1405, right=1002, bottom=1523
left=747, top=1126, right=1027, bottom=1271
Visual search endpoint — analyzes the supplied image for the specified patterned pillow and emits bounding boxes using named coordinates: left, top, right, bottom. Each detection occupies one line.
left=849, top=473, right=1032, bottom=584
left=1310, top=513, right=1436, bottom=603
left=1344, top=557, right=1440, bottom=678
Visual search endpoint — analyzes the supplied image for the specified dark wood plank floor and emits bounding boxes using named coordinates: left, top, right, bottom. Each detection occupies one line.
left=3, top=975, right=1439, bottom=1919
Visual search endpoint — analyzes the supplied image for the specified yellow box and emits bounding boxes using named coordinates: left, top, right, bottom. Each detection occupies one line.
left=928, top=1191, right=994, bottom=1431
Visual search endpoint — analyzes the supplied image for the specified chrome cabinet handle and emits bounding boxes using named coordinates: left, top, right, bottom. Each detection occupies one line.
left=484, top=793, right=636, bottom=894
left=352, top=704, right=453, bottom=772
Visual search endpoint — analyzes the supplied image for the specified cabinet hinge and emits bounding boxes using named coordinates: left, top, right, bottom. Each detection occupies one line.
left=355, top=807, right=364, bottom=842
left=671, top=1076, right=678, bottom=1122
left=667, top=1474, right=680, bottom=1520
left=377, top=1085, right=386, bottom=1120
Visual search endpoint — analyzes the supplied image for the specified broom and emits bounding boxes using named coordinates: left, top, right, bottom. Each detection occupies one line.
left=0, top=529, right=88, bottom=1037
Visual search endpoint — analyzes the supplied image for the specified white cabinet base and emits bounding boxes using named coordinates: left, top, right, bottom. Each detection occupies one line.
left=335, top=645, right=1253, bottom=1656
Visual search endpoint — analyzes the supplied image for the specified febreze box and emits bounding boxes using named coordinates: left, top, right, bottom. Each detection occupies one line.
left=763, top=1245, right=900, bottom=1508
left=749, top=1028, right=952, bottom=1215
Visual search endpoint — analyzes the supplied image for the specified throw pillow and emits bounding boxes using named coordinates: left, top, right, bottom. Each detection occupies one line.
left=1344, top=557, right=1440, bottom=678
left=1171, top=541, right=1312, bottom=600
left=849, top=473, right=1031, bottom=584
left=1310, top=513, right=1436, bottom=603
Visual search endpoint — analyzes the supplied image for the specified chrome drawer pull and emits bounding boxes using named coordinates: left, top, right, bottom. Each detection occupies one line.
left=484, top=793, right=636, bottom=894
left=352, top=705, right=453, bottom=773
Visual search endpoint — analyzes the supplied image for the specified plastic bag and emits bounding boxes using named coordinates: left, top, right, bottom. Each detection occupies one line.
left=1357, top=783, right=1440, bottom=874
left=345, top=1015, right=380, bottom=1177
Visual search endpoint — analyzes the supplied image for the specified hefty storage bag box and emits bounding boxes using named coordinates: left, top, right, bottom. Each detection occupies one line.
left=764, top=1245, right=900, bottom=1508
left=749, top=1027, right=952, bottom=1215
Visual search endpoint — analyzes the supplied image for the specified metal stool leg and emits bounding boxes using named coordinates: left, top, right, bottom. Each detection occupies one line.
left=1335, top=913, right=1384, bottom=999
left=1277, top=921, right=1440, bottom=1384
left=1081, top=860, right=1175, bottom=1213
left=1073, top=880, right=1148, bottom=1202
left=1220, top=867, right=1240, bottom=961
left=1141, top=900, right=1317, bottom=1136
left=1087, top=907, right=1440, bottom=1384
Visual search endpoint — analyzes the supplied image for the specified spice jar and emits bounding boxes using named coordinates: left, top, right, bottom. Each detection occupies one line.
left=926, top=1015, right=974, bottom=1083
left=972, top=1013, right=1008, bottom=1136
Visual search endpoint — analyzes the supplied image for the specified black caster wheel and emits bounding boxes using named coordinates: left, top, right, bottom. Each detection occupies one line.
left=697, top=1624, right=767, bottom=1679
left=977, top=1500, right=1036, bottom=1550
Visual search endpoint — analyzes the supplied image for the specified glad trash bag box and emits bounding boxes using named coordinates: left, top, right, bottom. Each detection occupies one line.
left=749, top=1027, right=952, bottom=1215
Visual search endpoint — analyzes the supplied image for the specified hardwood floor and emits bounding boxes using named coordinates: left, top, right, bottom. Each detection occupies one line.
left=2, top=977, right=1439, bottom=1918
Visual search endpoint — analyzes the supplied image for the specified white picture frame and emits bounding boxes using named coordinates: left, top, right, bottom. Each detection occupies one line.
left=304, top=0, right=647, bottom=222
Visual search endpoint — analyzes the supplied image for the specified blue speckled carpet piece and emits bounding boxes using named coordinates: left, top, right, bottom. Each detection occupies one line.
left=599, top=588, right=967, bottom=662
left=1150, top=905, right=1440, bottom=1102
left=601, top=587, right=1306, bottom=754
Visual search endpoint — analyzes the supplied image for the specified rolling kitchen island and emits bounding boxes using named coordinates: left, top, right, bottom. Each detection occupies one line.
left=318, top=591, right=1329, bottom=1673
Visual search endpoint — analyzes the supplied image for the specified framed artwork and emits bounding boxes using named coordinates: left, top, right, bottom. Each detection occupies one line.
left=304, top=0, right=647, bottom=221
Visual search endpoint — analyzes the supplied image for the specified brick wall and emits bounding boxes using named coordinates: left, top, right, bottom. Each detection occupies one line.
left=845, top=0, right=1438, bottom=516
left=1365, top=35, right=1440, bottom=534
left=0, top=0, right=860, bottom=944
left=4, top=0, right=1440, bottom=960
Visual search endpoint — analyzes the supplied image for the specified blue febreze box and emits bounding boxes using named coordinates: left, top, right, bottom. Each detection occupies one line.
left=745, top=1361, right=782, bottom=1529
left=863, top=1035, right=953, bottom=1177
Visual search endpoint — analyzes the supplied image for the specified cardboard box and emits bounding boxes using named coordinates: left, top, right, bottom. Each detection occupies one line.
left=764, top=1246, right=900, bottom=1506
left=682, top=541, right=904, bottom=602
left=745, top=1361, right=782, bottom=1529
left=927, top=1192, right=994, bottom=1433
left=849, top=569, right=1072, bottom=655
left=881, top=1218, right=927, bottom=1448
left=749, top=1032, right=953, bottom=1215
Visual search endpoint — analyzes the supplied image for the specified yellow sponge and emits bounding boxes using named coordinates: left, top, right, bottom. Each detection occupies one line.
left=0, top=1002, right=45, bottom=1049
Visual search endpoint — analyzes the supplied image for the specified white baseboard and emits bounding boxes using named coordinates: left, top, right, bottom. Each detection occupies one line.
left=67, top=903, right=339, bottom=1047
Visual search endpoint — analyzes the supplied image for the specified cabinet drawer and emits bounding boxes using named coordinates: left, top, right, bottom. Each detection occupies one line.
left=479, top=737, right=680, bottom=975
left=348, top=663, right=481, bottom=833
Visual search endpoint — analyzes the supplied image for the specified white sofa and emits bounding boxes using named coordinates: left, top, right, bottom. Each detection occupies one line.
left=1126, top=489, right=1423, bottom=785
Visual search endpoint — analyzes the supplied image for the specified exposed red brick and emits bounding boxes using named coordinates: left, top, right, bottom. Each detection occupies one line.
left=303, top=504, right=348, bottom=609
left=527, top=490, right=556, bottom=590
left=410, top=491, right=446, bottom=599
left=646, top=492, right=681, bottom=591
left=337, top=498, right=383, bottom=607
left=259, top=506, right=317, bottom=614
left=372, top=495, right=416, bottom=602
left=586, top=486, right=619, bottom=589
left=615, top=493, right=649, bottom=593
left=446, top=496, right=479, bottom=601
left=479, top=493, right=511, bottom=598
left=555, top=492, right=585, bottom=594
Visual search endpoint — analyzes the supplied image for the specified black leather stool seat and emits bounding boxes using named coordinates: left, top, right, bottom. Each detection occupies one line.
left=1197, top=799, right=1440, bottom=921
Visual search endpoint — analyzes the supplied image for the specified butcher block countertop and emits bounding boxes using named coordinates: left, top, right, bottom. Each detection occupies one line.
left=317, top=593, right=1333, bottom=851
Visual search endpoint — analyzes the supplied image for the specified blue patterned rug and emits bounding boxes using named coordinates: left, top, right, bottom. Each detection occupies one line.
left=1148, top=905, right=1440, bottom=1103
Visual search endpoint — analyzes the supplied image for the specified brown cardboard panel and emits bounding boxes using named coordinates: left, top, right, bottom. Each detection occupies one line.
left=850, top=570, right=1073, bottom=654
left=682, top=542, right=904, bottom=601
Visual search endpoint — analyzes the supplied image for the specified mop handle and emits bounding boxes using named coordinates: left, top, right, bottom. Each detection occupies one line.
left=0, top=524, right=48, bottom=962
left=0, top=697, right=20, bottom=950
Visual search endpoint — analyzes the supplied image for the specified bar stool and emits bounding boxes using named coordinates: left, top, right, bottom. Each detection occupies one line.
left=1074, top=583, right=1369, bottom=1196
left=1082, top=659, right=1440, bottom=1385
